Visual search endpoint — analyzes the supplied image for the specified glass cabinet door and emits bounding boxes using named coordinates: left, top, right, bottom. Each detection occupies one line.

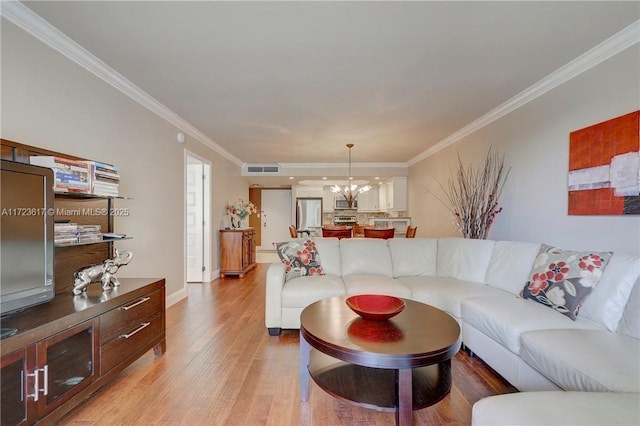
left=36, top=319, right=98, bottom=418
left=1, top=350, right=28, bottom=425
left=1, top=346, right=36, bottom=426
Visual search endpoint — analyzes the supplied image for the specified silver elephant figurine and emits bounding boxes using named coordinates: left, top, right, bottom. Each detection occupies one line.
left=72, top=249, right=133, bottom=295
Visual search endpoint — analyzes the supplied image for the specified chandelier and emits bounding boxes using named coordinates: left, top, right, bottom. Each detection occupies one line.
left=331, top=143, right=371, bottom=208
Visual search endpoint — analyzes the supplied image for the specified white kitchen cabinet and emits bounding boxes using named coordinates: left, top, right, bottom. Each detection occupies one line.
left=295, top=185, right=323, bottom=198
left=378, top=183, right=388, bottom=212
left=322, top=187, right=335, bottom=212
left=385, top=177, right=407, bottom=211
left=357, top=186, right=379, bottom=212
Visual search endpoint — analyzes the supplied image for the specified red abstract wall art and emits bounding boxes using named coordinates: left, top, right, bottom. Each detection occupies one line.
left=568, top=110, right=640, bottom=215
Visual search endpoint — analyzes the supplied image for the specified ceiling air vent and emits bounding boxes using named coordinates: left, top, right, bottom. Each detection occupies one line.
left=244, top=164, right=281, bottom=175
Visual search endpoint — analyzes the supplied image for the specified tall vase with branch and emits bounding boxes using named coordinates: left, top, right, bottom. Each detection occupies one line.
left=434, top=149, right=510, bottom=240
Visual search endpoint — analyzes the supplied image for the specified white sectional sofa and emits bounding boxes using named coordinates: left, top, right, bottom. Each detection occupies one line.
left=265, top=237, right=640, bottom=424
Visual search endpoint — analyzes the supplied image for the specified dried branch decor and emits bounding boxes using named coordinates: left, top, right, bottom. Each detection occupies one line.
left=435, top=149, right=510, bottom=240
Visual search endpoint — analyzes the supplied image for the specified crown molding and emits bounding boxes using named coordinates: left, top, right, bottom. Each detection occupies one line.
left=1, top=0, right=243, bottom=167
left=275, top=162, right=408, bottom=169
left=408, top=19, right=640, bottom=166
left=3, top=1, right=637, bottom=169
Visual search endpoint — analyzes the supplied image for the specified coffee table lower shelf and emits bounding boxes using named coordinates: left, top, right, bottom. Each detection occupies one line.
left=309, top=351, right=452, bottom=412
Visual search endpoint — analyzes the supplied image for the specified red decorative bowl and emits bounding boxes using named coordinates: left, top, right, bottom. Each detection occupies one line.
left=345, top=295, right=405, bottom=321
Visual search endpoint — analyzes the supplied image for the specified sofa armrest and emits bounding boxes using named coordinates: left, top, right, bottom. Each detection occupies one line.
left=265, top=262, right=286, bottom=329
left=472, top=391, right=640, bottom=426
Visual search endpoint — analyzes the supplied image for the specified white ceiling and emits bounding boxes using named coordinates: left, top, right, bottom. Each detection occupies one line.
left=17, top=1, right=640, bottom=179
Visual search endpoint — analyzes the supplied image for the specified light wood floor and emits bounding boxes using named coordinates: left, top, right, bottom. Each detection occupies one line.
left=59, top=264, right=516, bottom=425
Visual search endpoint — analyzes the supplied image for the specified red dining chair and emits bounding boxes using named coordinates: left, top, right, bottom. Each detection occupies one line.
left=323, top=225, right=348, bottom=230
left=322, top=227, right=352, bottom=239
left=363, top=228, right=395, bottom=239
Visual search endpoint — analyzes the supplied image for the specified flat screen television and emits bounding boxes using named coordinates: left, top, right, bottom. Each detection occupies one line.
left=1, top=159, right=55, bottom=316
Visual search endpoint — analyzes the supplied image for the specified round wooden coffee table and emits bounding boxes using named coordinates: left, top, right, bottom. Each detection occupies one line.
left=299, top=296, right=460, bottom=425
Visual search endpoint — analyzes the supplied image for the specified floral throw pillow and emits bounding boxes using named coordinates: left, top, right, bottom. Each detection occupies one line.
left=273, top=239, right=325, bottom=281
left=521, top=244, right=612, bottom=320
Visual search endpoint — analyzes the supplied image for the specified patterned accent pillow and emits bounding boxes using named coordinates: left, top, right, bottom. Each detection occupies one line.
left=521, top=244, right=613, bottom=320
left=273, top=239, right=325, bottom=281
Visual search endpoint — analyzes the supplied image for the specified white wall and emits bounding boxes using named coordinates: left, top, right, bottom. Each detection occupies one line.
left=409, top=46, right=640, bottom=255
left=1, top=20, right=249, bottom=303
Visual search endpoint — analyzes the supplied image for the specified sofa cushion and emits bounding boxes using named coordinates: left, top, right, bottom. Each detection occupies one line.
left=520, top=329, right=640, bottom=392
left=281, top=274, right=346, bottom=308
left=462, top=295, right=604, bottom=354
left=521, top=244, right=613, bottom=320
left=398, top=276, right=508, bottom=318
left=342, top=274, right=412, bottom=298
left=312, top=237, right=342, bottom=276
left=340, top=239, right=393, bottom=277
left=436, top=238, right=495, bottom=283
left=484, top=241, right=540, bottom=294
left=472, top=391, right=640, bottom=426
left=581, top=254, right=640, bottom=331
left=273, top=239, right=325, bottom=281
left=618, top=279, right=640, bottom=339
left=388, top=238, right=438, bottom=277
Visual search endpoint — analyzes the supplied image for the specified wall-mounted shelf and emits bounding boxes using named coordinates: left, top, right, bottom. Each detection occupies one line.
left=54, top=191, right=132, bottom=200
left=1, top=139, right=131, bottom=294
left=54, top=236, right=132, bottom=248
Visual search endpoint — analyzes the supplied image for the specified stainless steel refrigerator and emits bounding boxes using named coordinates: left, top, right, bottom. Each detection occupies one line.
left=296, top=197, right=323, bottom=236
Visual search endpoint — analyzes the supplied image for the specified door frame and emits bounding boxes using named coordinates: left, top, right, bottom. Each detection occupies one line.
left=184, top=150, right=211, bottom=284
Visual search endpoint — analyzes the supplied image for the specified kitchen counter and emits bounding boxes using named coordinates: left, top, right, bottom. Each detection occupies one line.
left=323, top=211, right=405, bottom=225
left=368, top=217, right=412, bottom=235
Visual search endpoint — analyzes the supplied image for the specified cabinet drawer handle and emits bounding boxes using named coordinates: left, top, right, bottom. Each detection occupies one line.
left=120, top=322, right=151, bottom=339
left=26, top=365, right=48, bottom=401
left=28, top=370, right=39, bottom=402
left=121, top=297, right=150, bottom=311
left=41, top=365, right=48, bottom=396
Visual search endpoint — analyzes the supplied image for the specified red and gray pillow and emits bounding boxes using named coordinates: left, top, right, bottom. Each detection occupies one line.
left=273, top=239, right=325, bottom=281
left=521, top=244, right=612, bottom=320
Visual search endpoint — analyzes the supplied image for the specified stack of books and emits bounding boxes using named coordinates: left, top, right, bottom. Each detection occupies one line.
left=30, top=156, right=121, bottom=197
left=77, top=225, right=103, bottom=243
left=88, top=161, right=120, bottom=197
left=53, top=223, right=103, bottom=244
left=30, top=156, right=91, bottom=193
left=54, top=223, right=79, bottom=245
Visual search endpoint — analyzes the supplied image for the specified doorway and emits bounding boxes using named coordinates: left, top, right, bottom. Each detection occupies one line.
left=185, top=151, right=211, bottom=283
left=258, top=189, right=292, bottom=250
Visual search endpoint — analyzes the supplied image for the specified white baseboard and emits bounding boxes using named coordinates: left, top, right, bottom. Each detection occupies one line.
left=166, top=287, right=187, bottom=308
left=210, top=268, right=220, bottom=281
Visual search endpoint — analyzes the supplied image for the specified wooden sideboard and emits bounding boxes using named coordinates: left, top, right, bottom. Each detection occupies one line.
left=219, top=228, right=256, bottom=278
left=0, top=278, right=166, bottom=425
